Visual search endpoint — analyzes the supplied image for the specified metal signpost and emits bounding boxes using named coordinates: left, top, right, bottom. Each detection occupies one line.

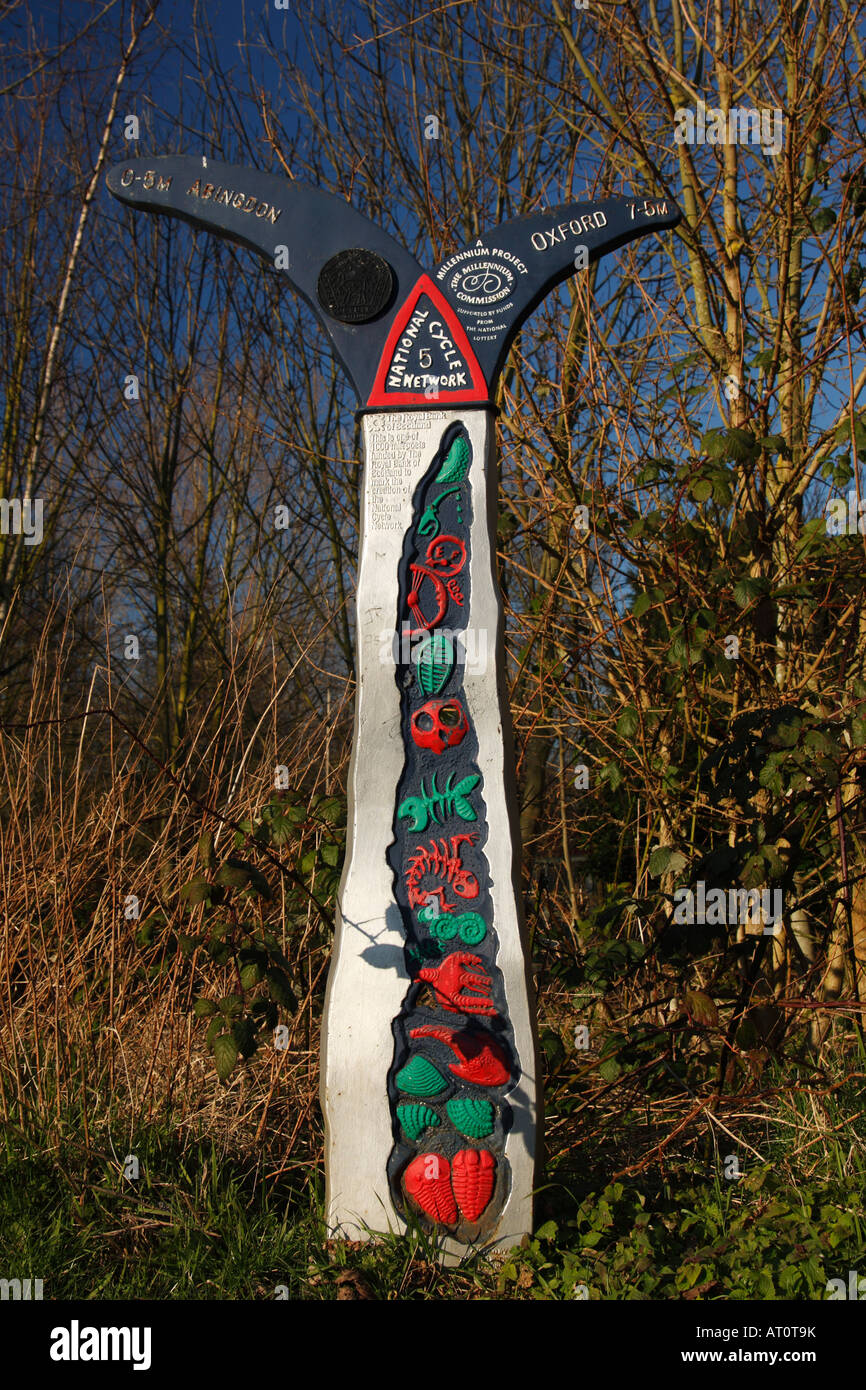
left=107, top=156, right=679, bottom=1257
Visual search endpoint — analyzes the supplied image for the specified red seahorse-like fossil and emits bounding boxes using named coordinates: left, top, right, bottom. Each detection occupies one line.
left=406, top=833, right=479, bottom=912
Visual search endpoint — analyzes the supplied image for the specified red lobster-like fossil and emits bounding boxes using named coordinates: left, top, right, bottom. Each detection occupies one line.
left=410, top=1024, right=510, bottom=1086
left=406, top=833, right=479, bottom=913
left=418, top=952, right=495, bottom=1015
left=406, top=534, right=466, bottom=633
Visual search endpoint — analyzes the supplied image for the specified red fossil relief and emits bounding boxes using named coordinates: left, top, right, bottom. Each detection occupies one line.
left=406, top=535, right=466, bottom=634
left=451, top=1148, right=496, bottom=1221
left=406, top=833, right=479, bottom=912
left=402, top=1148, right=496, bottom=1225
left=410, top=698, right=469, bottom=755
left=418, top=952, right=496, bottom=1015
left=410, top=1024, right=510, bottom=1086
left=403, top=1151, right=458, bottom=1225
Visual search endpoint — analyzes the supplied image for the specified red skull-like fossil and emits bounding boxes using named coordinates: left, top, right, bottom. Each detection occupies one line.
left=410, top=698, right=468, bottom=755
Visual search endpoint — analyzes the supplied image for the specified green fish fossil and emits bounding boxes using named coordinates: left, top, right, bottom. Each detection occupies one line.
left=397, top=771, right=480, bottom=832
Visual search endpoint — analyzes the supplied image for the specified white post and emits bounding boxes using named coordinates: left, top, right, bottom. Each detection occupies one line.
left=321, top=407, right=539, bottom=1257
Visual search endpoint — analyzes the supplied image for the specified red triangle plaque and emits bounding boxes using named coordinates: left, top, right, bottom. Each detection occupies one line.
left=366, top=275, right=489, bottom=408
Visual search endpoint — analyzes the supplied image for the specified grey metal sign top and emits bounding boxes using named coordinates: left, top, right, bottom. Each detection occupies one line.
left=106, top=158, right=679, bottom=406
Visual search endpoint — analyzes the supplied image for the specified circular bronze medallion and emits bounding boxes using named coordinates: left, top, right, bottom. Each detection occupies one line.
left=317, top=248, right=395, bottom=323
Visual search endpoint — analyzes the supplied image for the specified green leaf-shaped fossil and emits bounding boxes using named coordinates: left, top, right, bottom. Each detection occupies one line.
left=396, top=1103, right=441, bottom=1141
left=446, top=1096, right=495, bottom=1138
left=395, top=1055, right=446, bottom=1096
left=414, top=633, right=455, bottom=695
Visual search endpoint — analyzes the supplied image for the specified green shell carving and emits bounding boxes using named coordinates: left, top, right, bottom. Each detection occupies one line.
left=446, top=1097, right=495, bottom=1139
left=436, top=435, right=471, bottom=485
left=414, top=633, right=455, bottom=696
left=397, top=1103, right=441, bottom=1141
left=454, top=911, right=487, bottom=944
left=428, top=915, right=458, bottom=939
left=428, top=911, right=487, bottom=945
left=396, top=1055, right=446, bottom=1096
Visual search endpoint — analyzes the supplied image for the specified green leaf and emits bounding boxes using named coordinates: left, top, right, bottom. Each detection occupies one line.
left=415, top=633, right=455, bottom=695
left=757, top=434, right=788, bottom=455
left=649, top=846, right=673, bottom=876
left=266, top=968, right=298, bottom=1011
left=267, top=812, right=296, bottom=846
left=454, top=774, right=480, bottom=795
left=725, top=428, right=758, bottom=461
left=701, top=429, right=728, bottom=459
left=240, top=961, right=263, bottom=989
left=232, top=1016, right=257, bottom=1058
left=690, top=477, right=713, bottom=503
left=682, top=989, right=719, bottom=1027
left=213, top=1033, right=239, bottom=1082
left=193, top=998, right=217, bottom=1018
left=599, top=1058, right=621, bottom=1081
left=811, top=205, right=836, bottom=235
left=216, top=861, right=250, bottom=889
left=180, top=877, right=211, bottom=906
left=632, top=591, right=654, bottom=618
left=733, top=576, right=765, bottom=608
left=197, top=831, right=214, bottom=869
left=617, top=706, right=639, bottom=738
left=314, top=796, right=346, bottom=827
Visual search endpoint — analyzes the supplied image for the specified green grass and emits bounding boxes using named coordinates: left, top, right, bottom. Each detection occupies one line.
left=1, top=1107, right=864, bottom=1300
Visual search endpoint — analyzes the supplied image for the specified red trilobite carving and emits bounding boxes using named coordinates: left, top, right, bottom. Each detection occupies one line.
left=410, top=1024, right=510, bottom=1086
left=451, top=1148, right=496, bottom=1221
left=403, top=1152, right=458, bottom=1225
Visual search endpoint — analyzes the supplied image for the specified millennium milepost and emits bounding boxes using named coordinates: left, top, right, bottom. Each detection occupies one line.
left=107, top=155, right=679, bottom=1258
